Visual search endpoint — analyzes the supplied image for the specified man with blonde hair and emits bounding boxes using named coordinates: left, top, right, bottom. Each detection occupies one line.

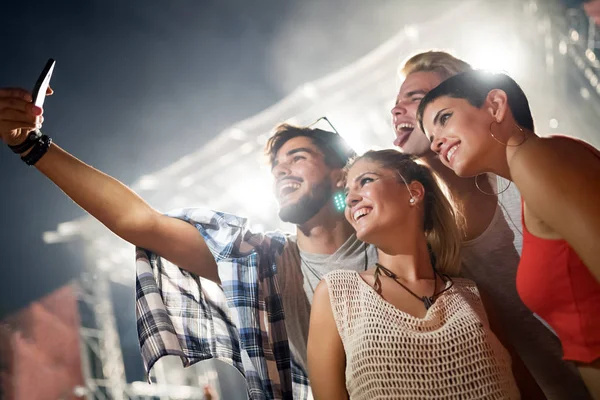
left=390, top=50, right=590, bottom=399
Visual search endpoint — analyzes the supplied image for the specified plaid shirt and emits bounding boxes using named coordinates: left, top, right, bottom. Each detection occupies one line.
left=135, top=208, right=310, bottom=400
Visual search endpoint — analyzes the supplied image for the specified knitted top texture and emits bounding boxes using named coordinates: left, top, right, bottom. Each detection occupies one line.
left=324, top=270, right=520, bottom=399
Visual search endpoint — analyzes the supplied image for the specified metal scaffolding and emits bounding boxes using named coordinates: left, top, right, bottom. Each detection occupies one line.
left=76, top=271, right=127, bottom=400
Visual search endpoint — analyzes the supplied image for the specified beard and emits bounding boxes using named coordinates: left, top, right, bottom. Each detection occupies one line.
left=278, top=179, right=333, bottom=225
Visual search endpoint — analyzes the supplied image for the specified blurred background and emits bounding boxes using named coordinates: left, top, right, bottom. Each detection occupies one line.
left=1, top=0, right=599, bottom=398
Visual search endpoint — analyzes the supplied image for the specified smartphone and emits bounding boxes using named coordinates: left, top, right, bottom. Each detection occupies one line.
left=32, top=58, right=56, bottom=108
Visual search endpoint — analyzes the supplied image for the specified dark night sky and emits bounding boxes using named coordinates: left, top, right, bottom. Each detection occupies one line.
left=1, top=0, right=454, bottom=381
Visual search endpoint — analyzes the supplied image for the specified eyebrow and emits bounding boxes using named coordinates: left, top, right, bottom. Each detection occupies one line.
left=405, top=89, right=428, bottom=98
left=432, top=107, right=450, bottom=126
left=344, top=171, right=381, bottom=194
left=272, top=147, right=317, bottom=169
left=395, top=89, right=428, bottom=105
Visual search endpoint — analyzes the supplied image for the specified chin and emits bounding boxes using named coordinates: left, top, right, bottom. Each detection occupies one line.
left=278, top=205, right=303, bottom=224
left=354, top=226, right=376, bottom=246
left=452, top=162, right=482, bottom=178
left=445, top=157, right=468, bottom=177
left=451, top=167, right=470, bottom=177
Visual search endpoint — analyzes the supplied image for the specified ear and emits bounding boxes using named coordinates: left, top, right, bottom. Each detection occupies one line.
left=331, top=168, right=346, bottom=189
left=408, top=180, right=426, bottom=203
left=485, top=89, right=509, bottom=123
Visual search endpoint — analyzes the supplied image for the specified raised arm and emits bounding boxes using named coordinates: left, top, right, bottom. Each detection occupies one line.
left=508, top=136, right=600, bottom=283
left=0, top=88, right=219, bottom=282
left=307, top=280, right=349, bottom=400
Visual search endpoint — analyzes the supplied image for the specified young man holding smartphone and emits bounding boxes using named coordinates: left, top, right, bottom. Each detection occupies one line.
left=0, top=85, right=376, bottom=399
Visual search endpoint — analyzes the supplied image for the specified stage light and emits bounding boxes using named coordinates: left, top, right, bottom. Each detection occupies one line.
left=42, top=231, right=61, bottom=244
left=137, top=175, right=159, bottom=190
left=57, top=221, right=81, bottom=236
left=233, top=169, right=276, bottom=218
left=73, top=386, right=87, bottom=397
left=227, top=128, right=247, bottom=141
left=570, top=29, right=580, bottom=42
left=559, top=40, right=568, bottom=55
left=301, top=83, right=319, bottom=100
left=324, top=113, right=368, bottom=154
left=464, top=36, right=520, bottom=75
left=404, top=25, right=419, bottom=41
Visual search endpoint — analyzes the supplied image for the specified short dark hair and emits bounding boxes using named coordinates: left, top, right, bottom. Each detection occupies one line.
left=416, top=70, right=535, bottom=133
left=265, top=123, right=356, bottom=169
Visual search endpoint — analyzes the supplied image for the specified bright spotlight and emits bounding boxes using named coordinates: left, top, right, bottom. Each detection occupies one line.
left=464, top=36, right=520, bottom=76
left=137, top=175, right=160, bottom=190
left=234, top=168, right=277, bottom=218
left=323, top=114, right=368, bottom=154
left=404, top=25, right=419, bottom=41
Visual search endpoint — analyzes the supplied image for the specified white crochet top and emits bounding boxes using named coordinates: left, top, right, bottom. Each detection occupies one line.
left=324, top=270, right=520, bottom=399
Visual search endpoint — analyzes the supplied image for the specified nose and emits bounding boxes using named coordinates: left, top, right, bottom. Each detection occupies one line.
left=345, top=189, right=361, bottom=208
left=390, top=101, right=407, bottom=118
left=272, top=162, right=291, bottom=179
left=430, top=135, right=445, bottom=154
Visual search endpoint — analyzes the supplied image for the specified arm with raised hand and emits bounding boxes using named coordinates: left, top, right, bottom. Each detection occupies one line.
left=0, top=87, right=219, bottom=282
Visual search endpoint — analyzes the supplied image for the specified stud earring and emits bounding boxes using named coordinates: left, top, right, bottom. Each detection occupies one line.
left=409, top=198, right=416, bottom=204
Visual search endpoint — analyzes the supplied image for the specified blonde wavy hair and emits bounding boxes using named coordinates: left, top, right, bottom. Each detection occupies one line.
left=400, top=50, right=472, bottom=80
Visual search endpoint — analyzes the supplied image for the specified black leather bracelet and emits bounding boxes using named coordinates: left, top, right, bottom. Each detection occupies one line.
left=21, top=134, right=52, bottom=166
left=8, top=129, right=43, bottom=154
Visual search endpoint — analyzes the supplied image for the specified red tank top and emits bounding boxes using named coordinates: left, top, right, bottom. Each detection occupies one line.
left=516, top=136, right=600, bottom=363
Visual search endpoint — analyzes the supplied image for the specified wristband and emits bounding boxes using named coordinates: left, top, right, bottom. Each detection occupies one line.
left=8, top=130, right=42, bottom=154
left=21, top=134, right=52, bottom=166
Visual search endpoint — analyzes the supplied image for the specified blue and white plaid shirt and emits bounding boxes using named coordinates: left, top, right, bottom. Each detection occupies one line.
left=135, top=208, right=310, bottom=400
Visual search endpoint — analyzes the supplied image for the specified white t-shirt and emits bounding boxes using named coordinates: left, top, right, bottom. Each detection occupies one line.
left=276, top=234, right=378, bottom=373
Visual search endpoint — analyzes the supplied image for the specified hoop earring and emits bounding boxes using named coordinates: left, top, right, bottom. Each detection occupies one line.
left=489, top=121, right=527, bottom=147
left=475, top=173, right=512, bottom=196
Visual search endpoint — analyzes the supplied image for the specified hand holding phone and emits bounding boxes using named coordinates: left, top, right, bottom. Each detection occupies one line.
left=32, top=59, right=55, bottom=108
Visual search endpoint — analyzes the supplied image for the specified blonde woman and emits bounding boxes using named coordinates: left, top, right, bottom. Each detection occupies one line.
left=307, top=150, right=541, bottom=399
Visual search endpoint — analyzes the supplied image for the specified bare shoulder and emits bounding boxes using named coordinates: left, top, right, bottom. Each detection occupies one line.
left=514, top=135, right=600, bottom=165
left=508, top=135, right=600, bottom=200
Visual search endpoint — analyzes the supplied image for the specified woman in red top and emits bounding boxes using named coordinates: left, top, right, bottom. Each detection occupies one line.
left=416, top=69, right=600, bottom=398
